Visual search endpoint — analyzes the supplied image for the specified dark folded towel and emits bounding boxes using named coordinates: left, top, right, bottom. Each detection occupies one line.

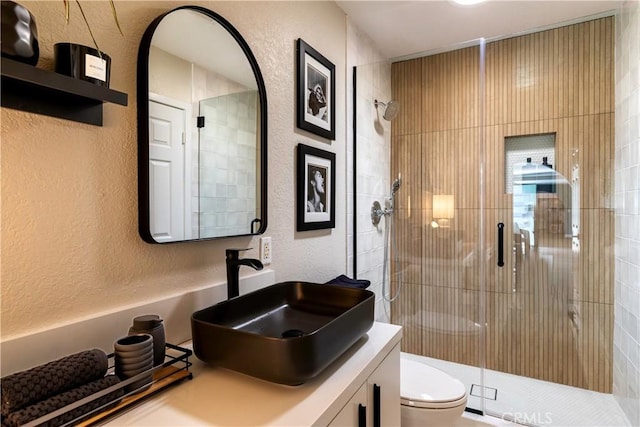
left=1, top=349, right=108, bottom=416
left=2, top=375, right=123, bottom=427
left=325, top=274, right=371, bottom=289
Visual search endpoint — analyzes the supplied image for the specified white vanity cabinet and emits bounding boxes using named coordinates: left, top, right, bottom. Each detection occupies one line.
left=328, top=383, right=369, bottom=426
left=329, top=344, right=401, bottom=427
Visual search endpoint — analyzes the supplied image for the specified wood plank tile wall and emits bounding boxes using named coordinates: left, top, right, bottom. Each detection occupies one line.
left=390, top=17, right=614, bottom=392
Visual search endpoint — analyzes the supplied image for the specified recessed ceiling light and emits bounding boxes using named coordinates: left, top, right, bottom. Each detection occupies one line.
left=451, top=0, right=486, bottom=5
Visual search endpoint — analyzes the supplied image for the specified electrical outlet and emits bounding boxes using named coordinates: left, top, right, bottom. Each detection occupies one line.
left=260, top=237, right=272, bottom=265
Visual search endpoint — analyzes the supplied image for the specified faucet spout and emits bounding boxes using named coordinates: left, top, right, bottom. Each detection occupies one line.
left=226, top=249, right=264, bottom=299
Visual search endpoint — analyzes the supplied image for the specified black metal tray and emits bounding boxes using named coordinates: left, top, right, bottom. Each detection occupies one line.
left=21, top=343, right=193, bottom=427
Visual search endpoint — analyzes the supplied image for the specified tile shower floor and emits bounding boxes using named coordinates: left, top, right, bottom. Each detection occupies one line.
left=402, top=353, right=631, bottom=427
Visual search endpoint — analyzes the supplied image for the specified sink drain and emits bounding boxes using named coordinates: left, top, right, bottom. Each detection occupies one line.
left=281, top=329, right=304, bottom=338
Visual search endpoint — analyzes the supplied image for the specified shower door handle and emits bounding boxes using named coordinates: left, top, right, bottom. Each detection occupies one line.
left=497, top=222, right=505, bottom=267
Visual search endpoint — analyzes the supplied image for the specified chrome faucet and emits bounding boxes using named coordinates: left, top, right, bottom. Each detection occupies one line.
left=225, top=248, right=264, bottom=299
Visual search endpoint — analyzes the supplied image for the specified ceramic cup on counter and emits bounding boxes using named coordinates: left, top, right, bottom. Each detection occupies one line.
left=114, top=333, right=153, bottom=393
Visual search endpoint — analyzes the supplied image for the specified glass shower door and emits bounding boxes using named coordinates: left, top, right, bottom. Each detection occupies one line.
left=385, top=43, right=487, bottom=414
left=357, top=13, right=619, bottom=427
left=481, top=17, right=617, bottom=426
left=197, top=91, right=259, bottom=239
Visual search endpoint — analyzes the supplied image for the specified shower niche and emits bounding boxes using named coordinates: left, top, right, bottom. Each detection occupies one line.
left=505, top=133, right=572, bottom=249
left=504, top=133, right=556, bottom=195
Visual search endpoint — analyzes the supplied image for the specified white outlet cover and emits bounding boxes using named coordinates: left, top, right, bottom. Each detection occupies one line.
left=260, top=237, right=272, bottom=265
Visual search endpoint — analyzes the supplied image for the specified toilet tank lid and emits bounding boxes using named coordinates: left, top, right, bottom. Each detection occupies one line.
left=401, top=358, right=467, bottom=403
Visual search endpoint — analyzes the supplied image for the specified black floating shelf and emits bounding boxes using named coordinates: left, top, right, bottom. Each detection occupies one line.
left=1, top=57, right=128, bottom=126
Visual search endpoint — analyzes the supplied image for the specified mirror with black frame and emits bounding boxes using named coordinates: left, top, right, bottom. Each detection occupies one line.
left=137, top=6, right=267, bottom=243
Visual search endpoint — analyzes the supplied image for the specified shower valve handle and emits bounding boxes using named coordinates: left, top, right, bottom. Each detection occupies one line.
left=497, top=222, right=505, bottom=267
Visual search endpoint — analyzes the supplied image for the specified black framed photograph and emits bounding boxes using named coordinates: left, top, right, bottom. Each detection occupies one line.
left=296, top=38, right=335, bottom=140
left=297, top=144, right=336, bottom=231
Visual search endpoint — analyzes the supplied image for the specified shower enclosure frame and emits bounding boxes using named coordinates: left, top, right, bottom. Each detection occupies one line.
left=352, top=13, right=619, bottom=426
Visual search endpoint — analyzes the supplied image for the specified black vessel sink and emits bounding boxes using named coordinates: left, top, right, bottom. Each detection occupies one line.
left=191, top=281, right=374, bottom=385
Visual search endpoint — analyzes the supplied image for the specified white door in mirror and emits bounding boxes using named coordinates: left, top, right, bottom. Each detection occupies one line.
left=148, top=100, right=186, bottom=242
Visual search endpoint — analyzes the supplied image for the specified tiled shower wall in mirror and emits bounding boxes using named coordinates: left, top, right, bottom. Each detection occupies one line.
left=197, top=91, right=258, bottom=237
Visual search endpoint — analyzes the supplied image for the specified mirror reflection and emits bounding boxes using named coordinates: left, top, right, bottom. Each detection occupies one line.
left=138, top=6, right=267, bottom=243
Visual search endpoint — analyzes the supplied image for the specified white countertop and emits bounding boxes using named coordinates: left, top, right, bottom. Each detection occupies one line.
left=103, top=322, right=402, bottom=426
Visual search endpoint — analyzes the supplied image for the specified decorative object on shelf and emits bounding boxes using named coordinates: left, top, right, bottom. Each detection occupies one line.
left=1, top=0, right=39, bottom=65
left=0, top=57, right=128, bottom=126
left=128, top=314, right=166, bottom=367
left=54, top=42, right=111, bottom=87
left=54, top=1, right=121, bottom=87
left=62, top=0, right=122, bottom=58
left=296, top=38, right=335, bottom=140
left=297, top=143, right=336, bottom=231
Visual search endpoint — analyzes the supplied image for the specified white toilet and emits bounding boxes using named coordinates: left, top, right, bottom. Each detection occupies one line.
left=400, top=354, right=468, bottom=426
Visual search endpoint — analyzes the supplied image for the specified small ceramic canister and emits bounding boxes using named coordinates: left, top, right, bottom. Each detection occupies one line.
left=113, top=334, right=153, bottom=393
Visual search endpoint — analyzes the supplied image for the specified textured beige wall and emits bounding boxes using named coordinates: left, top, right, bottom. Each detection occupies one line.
left=1, top=1, right=347, bottom=339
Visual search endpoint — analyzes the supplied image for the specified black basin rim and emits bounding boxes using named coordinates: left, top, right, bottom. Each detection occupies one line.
left=191, top=282, right=374, bottom=342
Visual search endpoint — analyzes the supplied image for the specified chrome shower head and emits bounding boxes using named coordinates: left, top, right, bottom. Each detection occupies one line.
left=375, top=99, right=400, bottom=121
